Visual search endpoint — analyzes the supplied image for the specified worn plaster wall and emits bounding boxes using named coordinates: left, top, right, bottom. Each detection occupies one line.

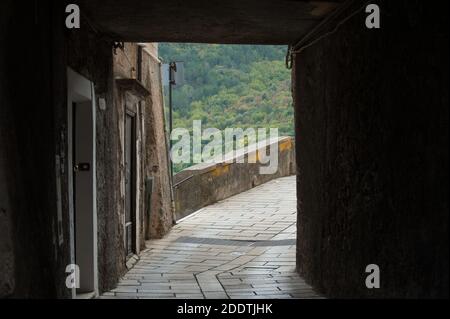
left=294, top=0, right=449, bottom=298
left=113, top=42, right=144, bottom=256
left=141, top=44, right=174, bottom=239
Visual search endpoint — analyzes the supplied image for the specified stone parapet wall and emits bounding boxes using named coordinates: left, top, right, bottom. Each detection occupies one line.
left=174, top=137, right=296, bottom=220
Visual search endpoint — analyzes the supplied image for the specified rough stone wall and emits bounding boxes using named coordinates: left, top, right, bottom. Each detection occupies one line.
left=0, top=1, right=16, bottom=298
left=0, top=0, right=70, bottom=298
left=112, top=42, right=174, bottom=242
left=294, top=0, right=448, bottom=298
left=114, top=43, right=138, bottom=80
left=1, top=17, right=172, bottom=297
left=113, top=43, right=144, bottom=255
left=141, top=44, right=175, bottom=239
left=0, top=4, right=130, bottom=295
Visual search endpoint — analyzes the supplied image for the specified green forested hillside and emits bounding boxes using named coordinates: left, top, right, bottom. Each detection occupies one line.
left=159, top=44, right=294, bottom=136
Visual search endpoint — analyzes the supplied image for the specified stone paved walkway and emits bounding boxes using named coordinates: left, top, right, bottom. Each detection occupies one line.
left=101, top=176, right=322, bottom=299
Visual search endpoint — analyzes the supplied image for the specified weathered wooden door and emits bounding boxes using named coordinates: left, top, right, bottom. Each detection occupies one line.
left=125, top=113, right=136, bottom=256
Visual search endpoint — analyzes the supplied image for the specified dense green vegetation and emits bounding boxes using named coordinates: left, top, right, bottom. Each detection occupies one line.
left=159, top=44, right=293, bottom=134
left=158, top=44, right=294, bottom=172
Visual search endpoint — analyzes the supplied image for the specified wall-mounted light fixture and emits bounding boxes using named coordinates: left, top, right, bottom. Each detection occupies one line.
left=113, top=42, right=125, bottom=54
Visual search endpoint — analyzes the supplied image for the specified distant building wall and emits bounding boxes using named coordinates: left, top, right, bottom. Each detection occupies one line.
left=141, top=44, right=175, bottom=239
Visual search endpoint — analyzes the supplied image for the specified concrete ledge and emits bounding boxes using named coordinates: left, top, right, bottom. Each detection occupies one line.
left=173, top=137, right=296, bottom=220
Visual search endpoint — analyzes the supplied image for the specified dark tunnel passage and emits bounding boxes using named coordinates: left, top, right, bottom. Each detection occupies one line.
left=0, top=0, right=448, bottom=299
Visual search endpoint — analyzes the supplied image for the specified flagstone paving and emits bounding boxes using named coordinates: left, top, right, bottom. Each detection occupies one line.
left=101, top=176, right=322, bottom=299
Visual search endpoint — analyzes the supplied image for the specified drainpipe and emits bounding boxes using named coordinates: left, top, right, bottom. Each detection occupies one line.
left=158, top=61, right=177, bottom=225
